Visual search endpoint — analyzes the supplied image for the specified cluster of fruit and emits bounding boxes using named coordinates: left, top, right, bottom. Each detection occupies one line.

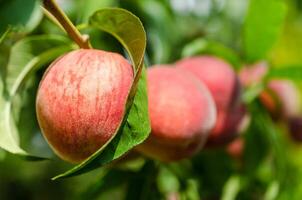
left=240, top=63, right=302, bottom=142
left=35, top=49, right=301, bottom=164
left=138, top=57, right=302, bottom=162
left=137, top=56, right=246, bottom=161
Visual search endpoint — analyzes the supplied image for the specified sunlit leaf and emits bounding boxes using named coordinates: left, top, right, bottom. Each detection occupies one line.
left=0, top=27, right=11, bottom=44
left=264, top=181, right=279, bottom=200
left=181, top=38, right=241, bottom=69
left=0, top=35, right=73, bottom=160
left=242, top=83, right=265, bottom=104
left=267, top=65, right=302, bottom=81
left=221, top=175, right=241, bottom=200
left=243, top=0, right=287, bottom=62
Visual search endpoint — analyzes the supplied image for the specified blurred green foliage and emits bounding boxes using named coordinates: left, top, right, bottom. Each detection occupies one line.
left=1, top=0, right=302, bottom=199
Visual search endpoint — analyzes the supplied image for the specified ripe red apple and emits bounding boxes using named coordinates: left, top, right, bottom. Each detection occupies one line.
left=136, top=66, right=217, bottom=162
left=176, top=56, right=243, bottom=146
left=36, top=49, right=133, bottom=163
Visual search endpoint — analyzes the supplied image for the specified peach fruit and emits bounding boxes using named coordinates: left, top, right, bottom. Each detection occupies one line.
left=36, top=49, right=133, bottom=163
left=206, top=104, right=247, bottom=147
left=176, top=56, right=241, bottom=111
left=136, top=66, right=216, bottom=161
left=176, top=56, right=243, bottom=146
left=262, top=80, right=300, bottom=119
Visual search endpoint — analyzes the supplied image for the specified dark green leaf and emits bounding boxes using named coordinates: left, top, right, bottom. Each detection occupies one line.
left=243, top=0, right=287, bottom=62
left=125, top=161, right=159, bottom=200
left=53, top=8, right=149, bottom=179
left=80, top=169, right=133, bottom=200
left=246, top=102, right=288, bottom=182
left=0, top=27, right=11, bottom=44
left=0, top=0, right=43, bottom=33
left=0, top=35, right=73, bottom=159
left=89, top=8, right=146, bottom=70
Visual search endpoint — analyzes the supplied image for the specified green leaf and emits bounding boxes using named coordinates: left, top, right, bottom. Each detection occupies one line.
left=0, top=35, right=73, bottom=160
left=242, top=83, right=265, bottom=104
left=53, top=8, right=149, bottom=180
left=248, top=102, right=288, bottom=182
left=80, top=169, right=133, bottom=199
left=267, top=65, right=302, bottom=81
left=157, top=166, right=180, bottom=195
left=181, top=38, right=241, bottom=69
left=221, top=175, right=241, bottom=200
left=0, top=26, right=11, bottom=44
left=0, top=0, right=43, bottom=33
left=76, top=0, right=116, bottom=23
left=243, top=0, right=287, bottom=62
left=264, top=181, right=279, bottom=200
left=181, top=178, right=200, bottom=200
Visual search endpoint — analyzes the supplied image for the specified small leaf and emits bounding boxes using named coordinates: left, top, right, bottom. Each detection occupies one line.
left=242, top=83, right=265, bottom=104
left=0, top=35, right=73, bottom=159
left=0, top=26, right=11, bottom=44
left=181, top=38, right=241, bottom=69
left=221, top=175, right=241, bottom=200
left=181, top=179, right=200, bottom=200
left=157, top=166, right=180, bottom=195
left=243, top=0, right=287, bottom=62
left=264, top=181, right=279, bottom=200
left=53, top=8, right=149, bottom=179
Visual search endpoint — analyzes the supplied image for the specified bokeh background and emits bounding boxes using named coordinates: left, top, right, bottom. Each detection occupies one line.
left=1, top=0, right=302, bottom=199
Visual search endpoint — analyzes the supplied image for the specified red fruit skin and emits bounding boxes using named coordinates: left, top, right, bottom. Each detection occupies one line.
left=258, top=80, right=300, bottom=120
left=36, top=49, right=133, bottom=163
left=136, top=66, right=217, bottom=162
left=239, top=64, right=300, bottom=120
left=206, top=104, right=247, bottom=147
left=266, top=80, right=300, bottom=118
left=288, top=116, right=302, bottom=142
left=176, top=56, right=241, bottom=111
left=226, top=138, right=244, bottom=160
left=176, top=56, right=243, bottom=146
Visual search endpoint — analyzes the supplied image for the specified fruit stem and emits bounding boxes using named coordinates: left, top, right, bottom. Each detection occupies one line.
left=43, top=0, right=92, bottom=49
